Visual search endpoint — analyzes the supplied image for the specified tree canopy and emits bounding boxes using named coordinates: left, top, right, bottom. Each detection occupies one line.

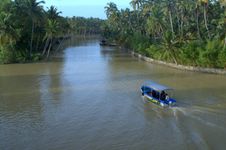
left=103, top=0, right=226, bottom=68
left=0, top=0, right=103, bottom=63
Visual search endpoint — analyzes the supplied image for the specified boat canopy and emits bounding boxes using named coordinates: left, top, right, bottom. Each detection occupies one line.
left=143, top=81, right=173, bottom=92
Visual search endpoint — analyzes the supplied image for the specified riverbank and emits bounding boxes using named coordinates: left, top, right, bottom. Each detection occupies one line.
left=131, top=51, right=226, bottom=75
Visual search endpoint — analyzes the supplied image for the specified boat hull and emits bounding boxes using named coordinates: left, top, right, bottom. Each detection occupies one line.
left=144, top=94, right=160, bottom=104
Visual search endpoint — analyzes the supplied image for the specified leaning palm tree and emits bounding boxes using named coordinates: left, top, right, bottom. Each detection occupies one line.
left=42, top=19, right=59, bottom=58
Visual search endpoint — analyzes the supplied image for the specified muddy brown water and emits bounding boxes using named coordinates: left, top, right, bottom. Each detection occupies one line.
left=1, top=37, right=226, bottom=150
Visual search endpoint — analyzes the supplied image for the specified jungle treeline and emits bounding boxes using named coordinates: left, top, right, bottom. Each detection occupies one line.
left=0, top=0, right=103, bottom=64
left=103, top=0, right=226, bottom=68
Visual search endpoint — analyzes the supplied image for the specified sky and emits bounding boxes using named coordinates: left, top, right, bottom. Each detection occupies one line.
left=44, top=0, right=132, bottom=19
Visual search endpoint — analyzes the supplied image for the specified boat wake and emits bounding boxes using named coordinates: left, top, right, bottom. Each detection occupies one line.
left=170, top=105, right=226, bottom=131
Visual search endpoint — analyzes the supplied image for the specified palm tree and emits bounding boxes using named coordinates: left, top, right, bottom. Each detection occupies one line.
left=19, top=0, right=45, bottom=59
left=146, top=6, right=165, bottom=39
left=104, top=2, right=120, bottom=36
left=194, top=0, right=202, bottom=39
left=161, top=31, right=178, bottom=64
left=130, top=0, right=144, bottom=11
left=121, top=8, right=133, bottom=33
left=42, top=19, right=59, bottom=58
left=0, top=11, right=20, bottom=63
left=46, top=6, right=62, bottom=20
left=164, top=0, right=175, bottom=38
left=0, top=12, right=19, bottom=45
left=198, top=0, right=210, bottom=39
left=105, top=2, right=118, bottom=18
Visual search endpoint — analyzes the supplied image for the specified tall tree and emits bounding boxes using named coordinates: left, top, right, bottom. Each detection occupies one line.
left=21, top=0, right=45, bottom=59
left=42, top=19, right=59, bottom=58
left=200, top=0, right=210, bottom=39
left=46, top=5, right=62, bottom=20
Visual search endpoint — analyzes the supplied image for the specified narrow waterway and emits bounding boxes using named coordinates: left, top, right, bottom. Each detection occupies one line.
left=1, top=37, right=226, bottom=150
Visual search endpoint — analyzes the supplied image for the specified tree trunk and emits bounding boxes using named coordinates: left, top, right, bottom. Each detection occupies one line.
left=83, top=29, right=86, bottom=38
left=196, top=5, right=201, bottom=39
left=203, top=4, right=210, bottom=39
left=55, top=37, right=65, bottom=53
left=171, top=49, right=178, bottom=65
left=168, top=6, right=175, bottom=38
left=180, top=14, right=184, bottom=40
left=46, top=38, right=52, bottom=59
left=42, top=38, right=50, bottom=56
left=224, top=37, right=226, bottom=49
left=30, top=21, right=35, bottom=59
left=35, top=35, right=40, bottom=52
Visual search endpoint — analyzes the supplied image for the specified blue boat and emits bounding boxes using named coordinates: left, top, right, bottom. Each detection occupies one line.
left=141, top=81, right=176, bottom=107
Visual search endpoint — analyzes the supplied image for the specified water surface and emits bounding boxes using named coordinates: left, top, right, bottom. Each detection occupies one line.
left=1, top=37, right=226, bottom=150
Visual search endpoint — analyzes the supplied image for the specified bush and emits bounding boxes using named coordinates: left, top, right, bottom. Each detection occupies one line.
left=0, top=45, right=14, bottom=64
left=127, top=33, right=150, bottom=55
left=179, top=41, right=204, bottom=66
left=32, top=53, right=42, bottom=61
left=145, top=44, right=161, bottom=59
left=14, top=50, right=28, bottom=63
left=217, top=46, right=226, bottom=69
left=198, top=40, right=224, bottom=68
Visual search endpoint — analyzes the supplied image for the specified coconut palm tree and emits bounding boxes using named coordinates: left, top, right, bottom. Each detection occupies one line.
left=0, top=11, right=20, bottom=63
left=105, top=2, right=119, bottom=18
left=0, top=12, right=19, bottom=45
left=105, top=2, right=120, bottom=35
left=198, top=0, right=210, bottom=39
left=130, top=0, right=144, bottom=11
left=42, top=19, right=59, bottom=58
left=146, top=6, right=165, bottom=39
left=16, top=0, right=45, bottom=59
left=46, top=6, right=62, bottom=21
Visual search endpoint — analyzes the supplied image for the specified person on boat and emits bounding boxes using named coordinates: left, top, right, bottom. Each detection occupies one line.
left=165, top=93, right=169, bottom=100
left=148, top=91, right=152, bottom=96
left=160, top=91, right=166, bottom=100
left=152, top=90, right=156, bottom=98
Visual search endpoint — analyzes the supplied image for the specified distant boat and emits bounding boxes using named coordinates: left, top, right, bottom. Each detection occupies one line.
left=99, top=40, right=117, bottom=46
left=141, top=81, right=176, bottom=107
left=99, top=40, right=107, bottom=46
left=107, top=43, right=117, bottom=46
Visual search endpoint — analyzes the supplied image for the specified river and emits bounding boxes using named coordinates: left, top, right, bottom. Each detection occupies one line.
left=1, top=37, right=226, bottom=150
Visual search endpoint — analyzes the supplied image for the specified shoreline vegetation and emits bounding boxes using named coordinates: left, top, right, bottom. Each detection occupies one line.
left=0, top=0, right=103, bottom=64
left=102, top=0, right=226, bottom=71
left=131, top=51, right=226, bottom=75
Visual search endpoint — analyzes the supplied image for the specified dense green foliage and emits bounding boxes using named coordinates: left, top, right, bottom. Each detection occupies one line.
left=68, top=17, right=104, bottom=36
left=0, top=0, right=69, bottom=63
left=0, top=0, right=103, bottom=64
left=103, top=0, right=226, bottom=68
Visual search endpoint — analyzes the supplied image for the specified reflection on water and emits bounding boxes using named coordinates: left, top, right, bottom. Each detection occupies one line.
left=1, top=37, right=226, bottom=150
